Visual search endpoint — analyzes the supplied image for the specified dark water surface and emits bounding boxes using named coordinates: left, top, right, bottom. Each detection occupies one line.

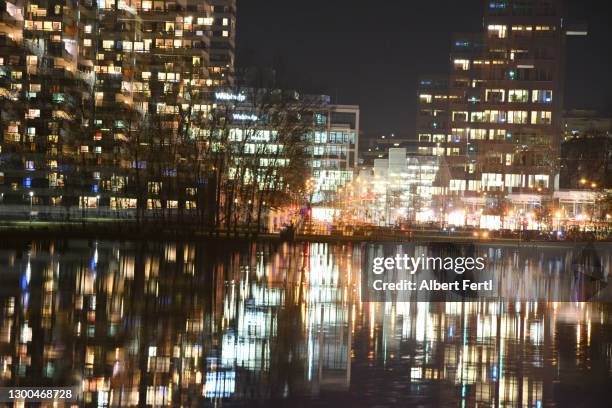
left=0, top=240, right=611, bottom=407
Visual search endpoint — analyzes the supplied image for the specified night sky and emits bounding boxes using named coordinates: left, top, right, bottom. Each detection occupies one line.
left=236, top=0, right=612, bottom=138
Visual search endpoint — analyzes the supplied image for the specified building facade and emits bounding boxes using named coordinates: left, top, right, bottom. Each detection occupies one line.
left=212, top=90, right=360, bottom=205
left=0, top=0, right=235, bottom=213
left=311, top=104, right=359, bottom=204
left=416, top=0, right=576, bottom=204
left=354, top=148, right=442, bottom=226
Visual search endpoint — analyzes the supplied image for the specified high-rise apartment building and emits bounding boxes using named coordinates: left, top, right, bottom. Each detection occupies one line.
left=0, top=0, right=235, bottom=210
left=416, top=0, right=576, bottom=203
left=209, top=0, right=236, bottom=84
left=415, top=74, right=450, bottom=157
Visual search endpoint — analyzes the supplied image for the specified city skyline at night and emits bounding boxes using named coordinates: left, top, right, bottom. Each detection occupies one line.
left=237, top=0, right=611, bottom=136
left=1, top=1, right=612, bottom=407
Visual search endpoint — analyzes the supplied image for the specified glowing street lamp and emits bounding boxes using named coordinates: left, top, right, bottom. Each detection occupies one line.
left=29, top=191, right=34, bottom=222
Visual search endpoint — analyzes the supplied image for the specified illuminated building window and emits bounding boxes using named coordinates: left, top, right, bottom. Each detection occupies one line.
left=419, top=94, right=433, bottom=104
left=489, top=1, right=507, bottom=9
left=450, top=129, right=467, bottom=142
left=507, top=111, right=528, bottom=124
left=531, top=111, right=552, bottom=125
left=453, top=59, right=470, bottom=70
left=147, top=199, right=162, bottom=209
left=532, top=90, right=552, bottom=103
left=468, top=180, right=480, bottom=190
left=446, top=147, right=460, bottom=156
left=198, top=17, right=214, bottom=25
left=489, top=129, right=506, bottom=140
left=26, top=109, right=40, bottom=119
left=470, top=129, right=487, bottom=140
left=470, top=112, right=485, bottom=123
left=484, top=110, right=506, bottom=123
left=148, top=182, right=162, bottom=194
left=505, top=173, right=521, bottom=186
left=508, top=89, right=529, bottom=102
left=511, top=25, right=532, bottom=32
left=485, top=89, right=505, bottom=102
left=315, top=113, right=327, bottom=125
left=488, top=25, right=507, bottom=38
left=452, top=111, right=468, bottom=122
left=482, top=173, right=503, bottom=188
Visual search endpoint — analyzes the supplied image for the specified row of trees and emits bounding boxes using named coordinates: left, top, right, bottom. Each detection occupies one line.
left=129, top=86, right=318, bottom=232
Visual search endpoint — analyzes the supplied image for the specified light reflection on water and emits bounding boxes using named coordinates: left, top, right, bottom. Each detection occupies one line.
left=0, top=240, right=611, bottom=407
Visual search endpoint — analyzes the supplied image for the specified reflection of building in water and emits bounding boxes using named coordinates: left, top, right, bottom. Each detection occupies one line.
left=214, top=242, right=355, bottom=399
left=0, top=241, right=610, bottom=406
left=0, top=241, right=211, bottom=406
left=302, top=243, right=353, bottom=393
left=369, top=300, right=587, bottom=406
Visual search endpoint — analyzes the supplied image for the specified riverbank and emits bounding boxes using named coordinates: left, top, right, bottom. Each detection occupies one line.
left=0, top=220, right=278, bottom=242
left=294, top=232, right=608, bottom=248
left=0, top=220, right=609, bottom=248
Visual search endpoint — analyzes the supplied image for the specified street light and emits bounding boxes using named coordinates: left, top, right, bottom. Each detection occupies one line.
left=28, top=191, right=34, bottom=222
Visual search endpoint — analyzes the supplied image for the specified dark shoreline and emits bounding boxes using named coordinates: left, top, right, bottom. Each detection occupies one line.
left=0, top=221, right=609, bottom=247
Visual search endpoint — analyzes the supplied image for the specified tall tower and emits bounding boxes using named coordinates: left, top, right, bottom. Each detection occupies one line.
left=209, top=0, right=236, bottom=85
left=472, top=0, right=567, bottom=196
left=416, top=0, right=570, bottom=204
